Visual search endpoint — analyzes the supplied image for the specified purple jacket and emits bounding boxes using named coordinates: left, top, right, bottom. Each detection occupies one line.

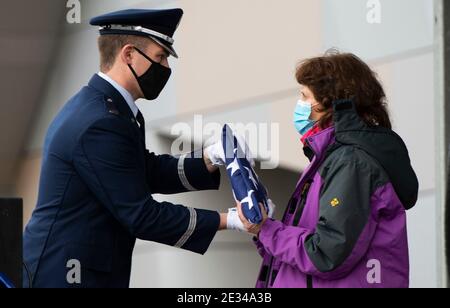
left=255, top=100, right=419, bottom=288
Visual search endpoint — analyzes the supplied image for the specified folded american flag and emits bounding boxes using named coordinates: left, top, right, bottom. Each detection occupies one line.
left=222, top=124, right=269, bottom=224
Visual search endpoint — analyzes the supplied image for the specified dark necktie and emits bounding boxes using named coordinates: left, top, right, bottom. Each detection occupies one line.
left=136, top=111, right=146, bottom=139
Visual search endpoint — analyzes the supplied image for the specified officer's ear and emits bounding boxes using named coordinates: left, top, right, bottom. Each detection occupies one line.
left=120, top=44, right=135, bottom=66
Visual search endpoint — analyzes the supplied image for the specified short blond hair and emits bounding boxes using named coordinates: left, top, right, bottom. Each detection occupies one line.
left=97, top=35, right=150, bottom=72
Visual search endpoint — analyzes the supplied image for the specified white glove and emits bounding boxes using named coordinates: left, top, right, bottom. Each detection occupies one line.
left=204, top=130, right=255, bottom=167
left=226, top=208, right=246, bottom=232
left=227, top=199, right=276, bottom=232
left=267, top=199, right=276, bottom=219
left=204, top=141, right=226, bottom=166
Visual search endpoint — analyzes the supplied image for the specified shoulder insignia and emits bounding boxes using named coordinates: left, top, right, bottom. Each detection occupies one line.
left=105, top=97, right=120, bottom=115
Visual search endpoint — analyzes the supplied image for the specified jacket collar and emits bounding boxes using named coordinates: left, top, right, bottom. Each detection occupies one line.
left=303, top=126, right=336, bottom=161
left=87, top=74, right=136, bottom=121
left=97, top=72, right=139, bottom=117
left=303, top=99, right=369, bottom=160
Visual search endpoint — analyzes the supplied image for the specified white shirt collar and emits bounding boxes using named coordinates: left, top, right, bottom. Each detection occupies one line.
left=97, top=72, right=139, bottom=117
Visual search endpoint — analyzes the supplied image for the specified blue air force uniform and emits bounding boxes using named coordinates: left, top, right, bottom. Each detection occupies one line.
left=23, top=9, right=221, bottom=288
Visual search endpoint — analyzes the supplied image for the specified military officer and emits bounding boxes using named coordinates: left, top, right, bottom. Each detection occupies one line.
left=23, top=8, right=236, bottom=288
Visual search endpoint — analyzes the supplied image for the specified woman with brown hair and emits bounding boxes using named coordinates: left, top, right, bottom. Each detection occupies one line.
left=238, top=51, right=419, bottom=288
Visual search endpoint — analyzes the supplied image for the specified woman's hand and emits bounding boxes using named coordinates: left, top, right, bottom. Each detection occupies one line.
left=236, top=202, right=269, bottom=236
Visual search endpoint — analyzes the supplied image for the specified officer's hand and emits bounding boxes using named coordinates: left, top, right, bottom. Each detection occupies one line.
left=229, top=202, right=268, bottom=236
left=226, top=207, right=246, bottom=232
left=204, top=131, right=255, bottom=167
left=203, top=149, right=220, bottom=174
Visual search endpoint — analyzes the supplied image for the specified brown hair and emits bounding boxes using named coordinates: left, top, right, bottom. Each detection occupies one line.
left=295, top=49, right=391, bottom=129
left=97, top=35, right=150, bottom=72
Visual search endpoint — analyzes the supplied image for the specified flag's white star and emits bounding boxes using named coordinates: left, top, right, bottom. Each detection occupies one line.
left=227, top=157, right=240, bottom=176
left=240, top=190, right=255, bottom=210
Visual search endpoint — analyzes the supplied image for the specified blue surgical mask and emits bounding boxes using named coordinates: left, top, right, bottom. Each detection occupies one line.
left=293, top=100, right=318, bottom=135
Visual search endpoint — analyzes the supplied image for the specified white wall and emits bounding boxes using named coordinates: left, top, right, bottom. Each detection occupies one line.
left=407, top=191, right=437, bottom=288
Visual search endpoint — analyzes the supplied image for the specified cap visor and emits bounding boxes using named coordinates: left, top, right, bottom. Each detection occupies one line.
left=150, top=36, right=178, bottom=58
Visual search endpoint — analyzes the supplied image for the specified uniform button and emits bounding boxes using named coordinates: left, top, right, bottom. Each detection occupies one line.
left=107, top=98, right=113, bottom=103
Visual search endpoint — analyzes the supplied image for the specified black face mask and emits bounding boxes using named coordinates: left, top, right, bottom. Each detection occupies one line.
left=128, top=47, right=172, bottom=100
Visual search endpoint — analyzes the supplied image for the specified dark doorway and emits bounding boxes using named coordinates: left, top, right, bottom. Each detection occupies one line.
left=0, top=199, right=23, bottom=288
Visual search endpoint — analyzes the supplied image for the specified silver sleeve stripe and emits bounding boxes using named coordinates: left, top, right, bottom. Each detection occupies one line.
left=177, top=153, right=196, bottom=191
left=174, top=207, right=197, bottom=248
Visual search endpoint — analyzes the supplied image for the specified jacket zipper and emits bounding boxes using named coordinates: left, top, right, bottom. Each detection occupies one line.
left=264, top=196, right=297, bottom=287
left=294, top=181, right=313, bottom=288
left=293, top=180, right=312, bottom=226
left=307, top=275, right=313, bottom=288
left=265, top=140, right=322, bottom=288
left=265, top=180, right=312, bottom=288
left=293, top=139, right=335, bottom=288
